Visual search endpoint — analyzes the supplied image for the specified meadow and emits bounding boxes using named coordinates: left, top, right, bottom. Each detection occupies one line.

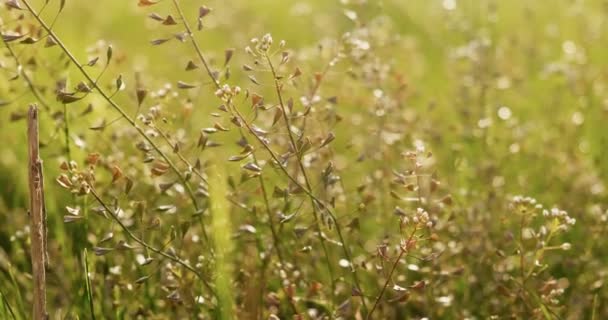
left=1, top=0, right=607, bottom=319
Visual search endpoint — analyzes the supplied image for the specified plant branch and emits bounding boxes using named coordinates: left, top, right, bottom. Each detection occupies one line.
left=20, top=0, right=208, bottom=241
left=88, top=186, right=216, bottom=298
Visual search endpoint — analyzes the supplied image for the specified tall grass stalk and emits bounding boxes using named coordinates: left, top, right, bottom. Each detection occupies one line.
left=208, top=160, right=234, bottom=319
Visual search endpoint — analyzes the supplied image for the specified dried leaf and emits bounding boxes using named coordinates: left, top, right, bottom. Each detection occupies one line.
left=272, top=108, right=282, bottom=126
left=214, top=122, right=229, bottom=131
left=148, top=12, right=163, bottom=21
left=6, top=0, right=22, bottom=10
left=135, top=275, right=151, bottom=284
left=20, top=37, right=39, bottom=44
left=156, top=204, right=176, bottom=212
left=2, top=33, right=24, bottom=43
left=290, top=67, right=302, bottom=79
left=224, top=48, right=234, bottom=66
left=89, top=119, right=106, bottom=131
left=63, top=215, right=83, bottom=223
left=45, top=36, right=58, bottom=48
left=199, top=6, right=211, bottom=18
left=111, top=165, right=123, bottom=183
left=138, top=0, right=157, bottom=6
left=56, top=92, right=82, bottom=104
left=162, top=15, right=177, bottom=25
left=251, top=93, right=263, bottom=107
left=125, top=177, right=134, bottom=195
left=228, top=154, right=250, bottom=162
left=115, top=74, right=125, bottom=91
left=86, top=57, right=99, bottom=67
left=66, top=206, right=80, bottom=215
left=177, top=81, right=197, bottom=89
left=151, top=160, right=170, bottom=176
left=185, top=60, right=199, bottom=71
left=93, top=247, right=114, bottom=256
left=136, top=88, right=147, bottom=106
left=320, top=132, right=335, bottom=148
left=150, top=38, right=170, bottom=46
left=248, top=75, right=260, bottom=85
left=243, top=162, right=262, bottom=172
left=106, top=45, right=113, bottom=65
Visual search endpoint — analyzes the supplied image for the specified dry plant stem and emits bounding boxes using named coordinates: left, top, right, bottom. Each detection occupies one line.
left=367, top=227, right=418, bottom=319
left=87, top=186, right=216, bottom=297
left=170, top=0, right=220, bottom=90
left=152, top=125, right=211, bottom=244
left=266, top=55, right=368, bottom=311
left=254, top=155, right=299, bottom=315
left=299, top=57, right=334, bottom=136
left=154, top=125, right=208, bottom=184
left=0, top=36, right=51, bottom=111
left=264, top=54, right=338, bottom=302
left=170, top=0, right=361, bottom=309
left=21, top=0, right=208, bottom=240
left=27, top=105, right=48, bottom=320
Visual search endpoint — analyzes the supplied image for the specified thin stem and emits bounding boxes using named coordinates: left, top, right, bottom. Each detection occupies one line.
left=254, top=154, right=299, bottom=315
left=154, top=124, right=207, bottom=184
left=83, top=249, right=96, bottom=320
left=63, top=104, right=72, bottom=163
left=88, top=186, right=216, bottom=297
left=0, top=284, right=17, bottom=320
left=170, top=0, right=220, bottom=90
left=367, top=227, right=418, bottom=319
left=0, top=34, right=51, bottom=111
left=264, top=53, right=339, bottom=303
left=265, top=54, right=368, bottom=311
left=152, top=124, right=211, bottom=243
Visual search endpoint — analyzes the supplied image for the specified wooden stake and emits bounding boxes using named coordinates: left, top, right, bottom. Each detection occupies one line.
left=27, top=104, right=47, bottom=320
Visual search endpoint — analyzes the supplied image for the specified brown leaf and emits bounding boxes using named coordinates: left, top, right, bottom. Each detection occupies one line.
left=151, top=160, right=170, bottom=176
left=136, top=88, right=147, bottom=106
left=44, top=36, right=58, bottom=48
left=290, top=67, right=302, bottom=79
left=224, top=48, right=235, bottom=66
left=86, top=153, right=101, bottom=165
left=251, top=93, right=263, bottom=107
left=20, top=37, right=39, bottom=44
left=138, top=0, right=157, bottom=6
left=162, top=15, right=177, bottom=25
left=320, top=132, right=335, bottom=148
left=199, top=5, right=211, bottom=18
left=56, top=174, right=73, bottom=189
left=56, top=92, right=83, bottom=104
left=6, top=0, right=22, bottom=10
left=111, top=165, right=123, bottom=183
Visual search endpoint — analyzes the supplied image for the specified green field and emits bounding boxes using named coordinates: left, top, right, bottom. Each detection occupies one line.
left=1, top=0, right=607, bottom=318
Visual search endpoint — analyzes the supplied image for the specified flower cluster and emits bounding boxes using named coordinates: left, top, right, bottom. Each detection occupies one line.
left=249, top=33, right=273, bottom=54
left=214, top=84, right=241, bottom=102
left=401, top=207, right=433, bottom=229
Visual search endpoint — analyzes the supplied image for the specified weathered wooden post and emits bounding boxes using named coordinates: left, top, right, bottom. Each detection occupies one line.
left=27, top=104, right=48, bottom=319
